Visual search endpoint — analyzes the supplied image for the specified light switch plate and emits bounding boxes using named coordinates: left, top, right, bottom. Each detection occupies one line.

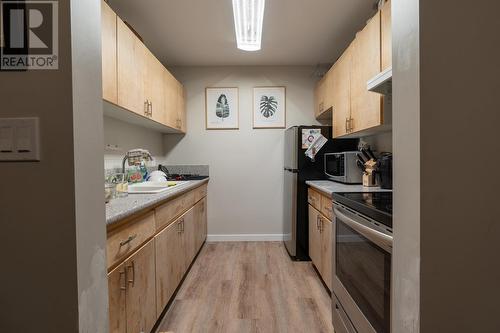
left=0, top=117, right=40, bottom=161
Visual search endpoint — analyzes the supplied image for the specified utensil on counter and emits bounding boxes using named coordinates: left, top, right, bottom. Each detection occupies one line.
left=357, top=160, right=366, bottom=173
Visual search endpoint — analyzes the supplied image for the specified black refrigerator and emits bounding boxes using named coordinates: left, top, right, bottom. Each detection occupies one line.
left=283, top=125, right=358, bottom=261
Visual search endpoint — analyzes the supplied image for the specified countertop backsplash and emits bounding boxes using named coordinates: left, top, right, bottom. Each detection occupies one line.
left=105, top=164, right=209, bottom=179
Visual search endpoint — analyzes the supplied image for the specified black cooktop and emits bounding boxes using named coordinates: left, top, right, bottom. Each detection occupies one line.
left=332, top=192, right=393, bottom=229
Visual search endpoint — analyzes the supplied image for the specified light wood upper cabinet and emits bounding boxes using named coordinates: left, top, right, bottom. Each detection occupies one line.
left=155, top=217, right=184, bottom=317
left=176, top=81, right=186, bottom=132
left=331, top=44, right=353, bottom=138
left=103, top=1, right=186, bottom=132
left=350, top=11, right=382, bottom=134
left=145, top=50, right=166, bottom=124
left=108, top=263, right=126, bottom=333
left=101, top=1, right=117, bottom=104
left=314, top=76, right=327, bottom=117
left=314, top=69, right=334, bottom=119
left=381, top=0, right=392, bottom=71
left=117, top=17, right=147, bottom=117
left=163, top=69, right=179, bottom=129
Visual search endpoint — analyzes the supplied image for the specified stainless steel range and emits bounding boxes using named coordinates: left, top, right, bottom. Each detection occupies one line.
left=331, top=192, right=393, bottom=333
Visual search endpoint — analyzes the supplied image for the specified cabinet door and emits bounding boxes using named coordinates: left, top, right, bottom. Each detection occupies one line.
left=125, top=239, right=156, bottom=333
left=194, top=197, right=207, bottom=251
left=163, top=70, right=178, bottom=129
left=381, top=0, right=392, bottom=71
left=182, top=207, right=196, bottom=268
left=331, top=45, right=353, bottom=138
left=101, top=1, right=117, bottom=103
left=308, top=205, right=322, bottom=270
left=117, top=18, right=147, bottom=116
left=145, top=50, right=165, bottom=124
left=155, top=218, right=184, bottom=317
left=350, top=11, right=382, bottom=133
left=314, top=77, right=326, bottom=117
left=320, top=216, right=333, bottom=291
left=176, top=81, right=186, bottom=132
left=108, top=263, right=126, bottom=333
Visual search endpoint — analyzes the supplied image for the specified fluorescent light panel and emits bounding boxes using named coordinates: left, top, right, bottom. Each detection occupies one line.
left=232, top=0, right=265, bottom=51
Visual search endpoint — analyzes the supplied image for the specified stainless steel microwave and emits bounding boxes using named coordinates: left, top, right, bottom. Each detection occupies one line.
left=324, top=152, right=362, bottom=184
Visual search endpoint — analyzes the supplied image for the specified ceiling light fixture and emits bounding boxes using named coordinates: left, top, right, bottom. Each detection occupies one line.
left=232, top=0, right=266, bottom=51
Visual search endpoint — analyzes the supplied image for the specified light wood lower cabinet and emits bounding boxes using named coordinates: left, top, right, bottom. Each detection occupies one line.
left=155, top=216, right=185, bottom=317
left=308, top=186, right=334, bottom=291
left=309, top=204, right=333, bottom=291
left=194, top=197, right=207, bottom=250
left=320, top=216, right=332, bottom=289
left=108, top=183, right=208, bottom=332
left=108, top=240, right=156, bottom=333
left=125, top=240, right=157, bottom=333
left=108, top=263, right=126, bottom=333
left=308, top=205, right=322, bottom=268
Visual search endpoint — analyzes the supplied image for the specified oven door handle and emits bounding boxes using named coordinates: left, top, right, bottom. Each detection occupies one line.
left=334, top=208, right=393, bottom=253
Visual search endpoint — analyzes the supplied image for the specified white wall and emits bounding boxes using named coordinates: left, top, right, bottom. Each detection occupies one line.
left=103, top=115, right=164, bottom=170
left=0, top=0, right=107, bottom=331
left=163, top=66, right=319, bottom=238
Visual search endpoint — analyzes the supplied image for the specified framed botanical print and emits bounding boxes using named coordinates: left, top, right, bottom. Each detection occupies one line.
left=253, top=86, right=286, bottom=129
left=205, top=87, right=239, bottom=130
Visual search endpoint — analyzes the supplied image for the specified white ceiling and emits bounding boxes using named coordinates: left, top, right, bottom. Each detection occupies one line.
left=107, top=0, right=377, bottom=67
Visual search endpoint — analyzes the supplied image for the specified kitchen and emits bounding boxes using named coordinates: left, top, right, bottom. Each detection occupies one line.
left=0, top=1, right=498, bottom=333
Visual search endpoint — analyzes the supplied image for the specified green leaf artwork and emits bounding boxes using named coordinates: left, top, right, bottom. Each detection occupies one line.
left=260, top=95, right=278, bottom=118
left=215, top=94, right=230, bottom=120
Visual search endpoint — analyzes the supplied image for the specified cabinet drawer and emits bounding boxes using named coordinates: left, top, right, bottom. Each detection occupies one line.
left=193, top=183, right=207, bottom=202
left=155, top=190, right=195, bottom=231
left=320, top=195, right=334, bottom=221
left=308, top=188, right=321, bottom=210
left=107, top=211, right=155, bottom=269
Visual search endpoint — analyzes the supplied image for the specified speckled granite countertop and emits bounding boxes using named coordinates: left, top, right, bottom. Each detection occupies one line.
left=306, top=180, right=391, bottom=197
left=106, top=178, right=209, bottom=227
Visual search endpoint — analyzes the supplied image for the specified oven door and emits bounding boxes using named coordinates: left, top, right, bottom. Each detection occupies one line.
left=332, top=203, right=392, bottom=333
left=324, top=153, right=345, bottom=180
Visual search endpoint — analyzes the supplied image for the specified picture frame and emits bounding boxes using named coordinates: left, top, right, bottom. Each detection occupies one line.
left=253, top=86, right=286, bottom=129
left=205, top=87, right=239, bottom=130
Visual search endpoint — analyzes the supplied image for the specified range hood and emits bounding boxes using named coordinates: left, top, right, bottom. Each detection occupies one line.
left=367, top=67, right=392, bottom=95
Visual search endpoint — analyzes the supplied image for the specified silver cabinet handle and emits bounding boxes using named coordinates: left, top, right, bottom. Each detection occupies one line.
left=177, top=220, right=182, bottom=234
left=119, top=234, right=137, bottom=247
left=149, top=101, right=153, bottom=117
left=144, top=100, right=149, bottom=116
left=127, top=261, right=135, bottom=286
left=119, top=269, right=127, bottom=291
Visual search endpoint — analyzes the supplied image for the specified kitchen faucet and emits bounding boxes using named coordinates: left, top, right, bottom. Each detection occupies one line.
left=122, top=149, right=153, bottom=173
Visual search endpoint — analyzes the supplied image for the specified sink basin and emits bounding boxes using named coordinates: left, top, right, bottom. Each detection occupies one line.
left=127, top=181, right=187, bottom=194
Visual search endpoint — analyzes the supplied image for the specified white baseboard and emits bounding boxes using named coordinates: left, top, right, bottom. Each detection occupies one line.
left=206, top=234, right=285, bottom=242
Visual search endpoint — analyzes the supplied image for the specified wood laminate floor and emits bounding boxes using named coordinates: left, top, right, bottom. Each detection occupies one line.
left=156, top=242, right=334, bottom=333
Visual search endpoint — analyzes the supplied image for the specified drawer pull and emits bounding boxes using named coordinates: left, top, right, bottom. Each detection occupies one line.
left=119, top=234, right=137, bottom=247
